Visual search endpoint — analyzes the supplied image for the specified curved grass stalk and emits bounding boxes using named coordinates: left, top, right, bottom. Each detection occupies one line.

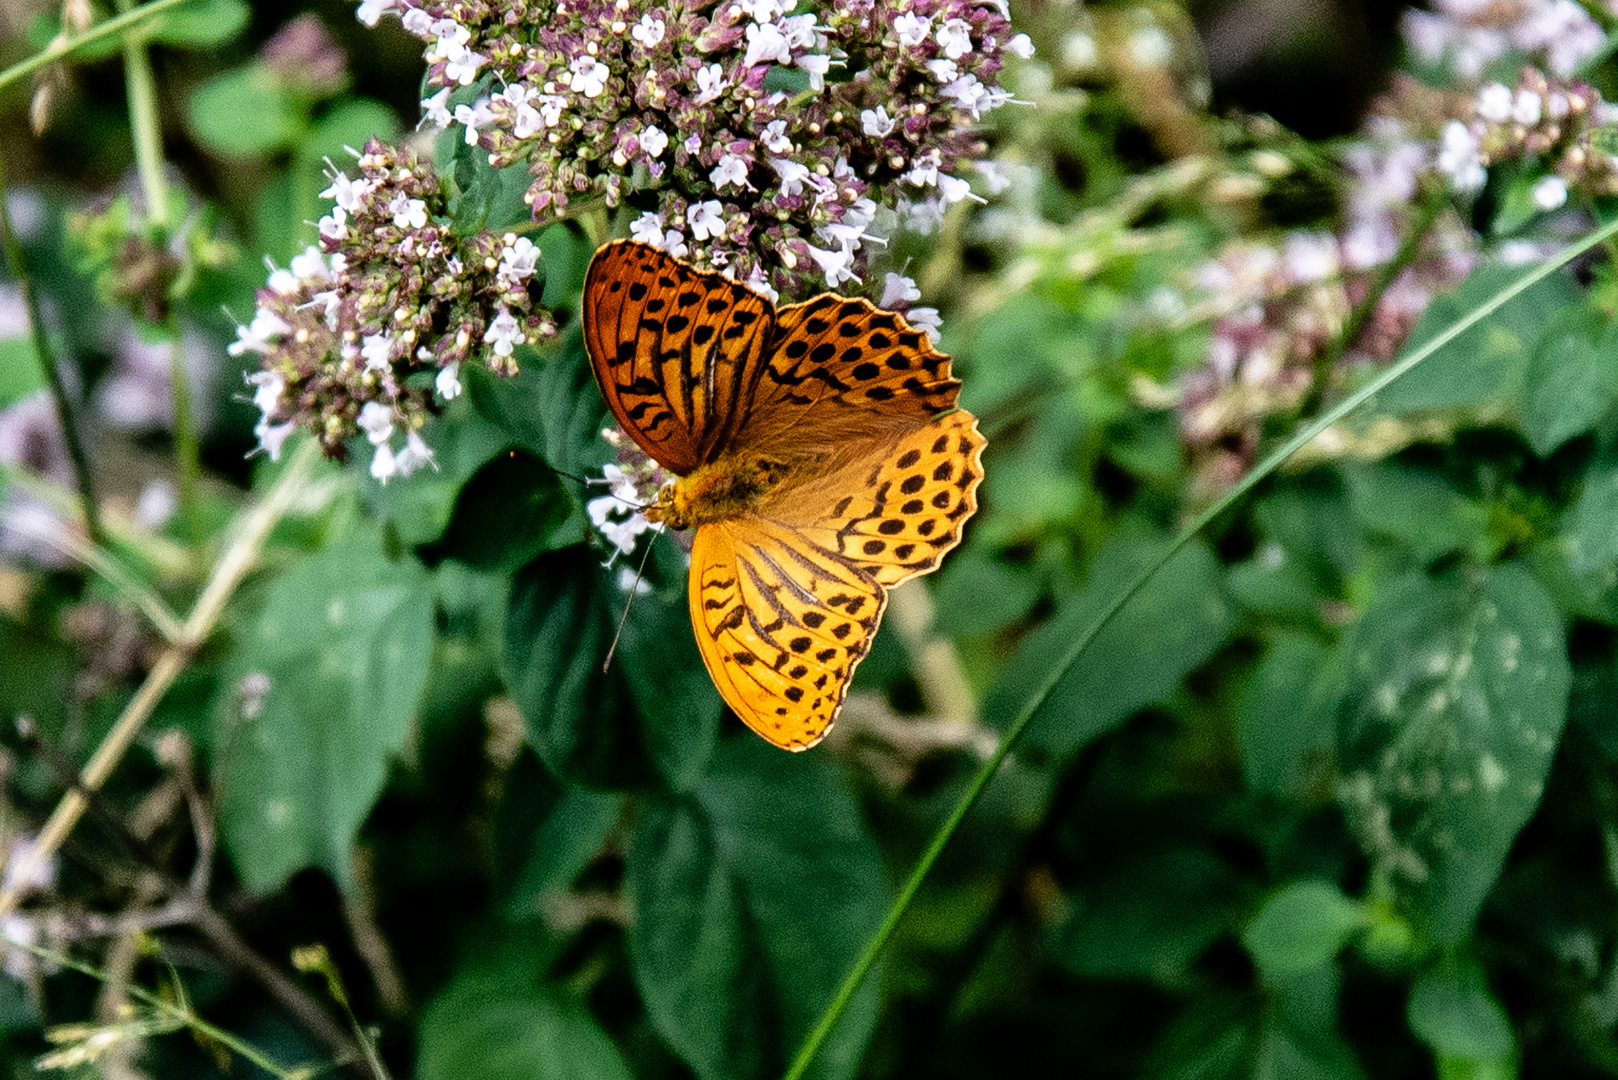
left=0, top=0, right=193, bottom=94
left=782, top=213, right=1618, bottom=1080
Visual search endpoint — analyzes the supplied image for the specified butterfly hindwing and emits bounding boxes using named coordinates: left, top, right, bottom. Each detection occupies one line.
left=582, top=240, right=774, bottom=474
left=690, top=519, right=885, bottom=750
left=774, top=410, right=987, bottom=587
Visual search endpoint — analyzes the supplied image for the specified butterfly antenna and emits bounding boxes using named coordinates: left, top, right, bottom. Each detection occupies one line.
left=602, top=526, right=663, bottom=673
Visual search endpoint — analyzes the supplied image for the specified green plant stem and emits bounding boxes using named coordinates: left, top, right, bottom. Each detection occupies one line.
left=0, top=152, right=105, bottom=548
left=781, top=213, right=1618, bottom=1080
left=3, top=936, right=314, bottom=1079
left=0, top=0, right=193, bottom=94
left=0, top=439, right=319, bottom=922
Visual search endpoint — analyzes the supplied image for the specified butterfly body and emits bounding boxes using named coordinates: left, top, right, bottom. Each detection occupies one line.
left=650, top=452, right=794, bottom=530
left=584, top=240, right=984, bottom=750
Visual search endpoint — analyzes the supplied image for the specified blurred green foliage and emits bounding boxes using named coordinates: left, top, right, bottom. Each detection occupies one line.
left=7, top=0, right=1618, bottom=1078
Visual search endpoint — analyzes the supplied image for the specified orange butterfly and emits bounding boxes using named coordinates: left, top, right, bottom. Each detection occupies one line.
left=583, top=240, right=985, bottom=750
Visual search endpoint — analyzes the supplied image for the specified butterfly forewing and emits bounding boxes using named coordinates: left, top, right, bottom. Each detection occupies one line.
left=735, top=294, right=962, bottom=458
left=582, top=240, right=774, bottom=474
left=690, top=520, right=885, bottom=749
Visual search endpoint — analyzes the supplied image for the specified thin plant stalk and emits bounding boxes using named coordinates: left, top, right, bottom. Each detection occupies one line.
left=782, top=212, right=1618, bottom=1080
left=0, top=152, right=104, bottom=547
left=0, top=0, right=191, bottom=94
left=0, top=439, right=319, bottom=922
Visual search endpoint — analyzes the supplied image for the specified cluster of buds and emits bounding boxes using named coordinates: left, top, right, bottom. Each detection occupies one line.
left=232, top=139, right=559, bottom=478
left=1437, top=69, right=1618, bottom=202
left=364, top=0, right=1031, bottom=300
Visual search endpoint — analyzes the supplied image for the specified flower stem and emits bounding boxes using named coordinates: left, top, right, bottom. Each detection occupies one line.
left=0, top=0, right=191, bottom=94
left=782, top=208, right=1618, bottom=1080
left=0, top=151, right=104, bottom=547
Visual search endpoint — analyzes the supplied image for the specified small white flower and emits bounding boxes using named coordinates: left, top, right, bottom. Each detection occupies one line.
left=356, top=0, right=398, bottom=27
left=1006, top=33, right=1035, bottom=58
left=1512, top=89, right=1542, bottom=125
left=400, top=7, right=432, bottom=35
left=926, top=58, right=959, bottom=82
left=711, top=153, right=754, bottom=191
left=745, top=21, right=792, bottom=67
left=569, top=54, right=610, bottom=97
left=695, top=63, right=728, bottom=103
left=421, top=87, right=453, bottom=129
left=976, top=160, right=1011, bottom=195
left=444, top=47, right=487, bottom=85
left=893, top=12, right=931, bottom=46
left=861, top=106, right=896, bottom=137
left=395, top=430, right=438, bottom=476
left=936, top=18, right=974, bottom=59
left=685, top=133, right=703, bottom=155
left=1129, top=26, right=1172, bottom=66
left=486, top=308, right=524, bottom=357
left=797, top=54, right=832, bottom=91
left=320, top=171, right=373, bottom=212
left=805, top=243, right=858, bottom=288
left=289, top=245, right=331, bottom=281
left=631, top=13, right=666, bottom=47
left=769, top=158, right=811, bottom=196
left=1282, top=232, right=1339, bottom=283
left=360, top=331, right=395, bottom=372
left=255, top=418, right=295, bottom=461
left=389, top=194, right=428, bottom=229
left=642, top=125, right=669, bottom=158
left=687, top=200, right=726, bottom=241
left=1477, top=83, right=1512, bottom=123
left=658, top=229, right=689, bottom=258
left=357, top=402, right=395, bottom=445
left=761, top=119, right=792, bottom=154
left=941, top=74, right=991, bottom=119
left=631, top=211, right=666, bottom=245
left=881, top=273, right=921, bottom=308
left=1437, top=120, right=1486, bottom=193
left=936, top=173, right=985, bottom=204
left=616, top=565, right=653, bottom=594
left=498, top=235, right=541, bottom=285
left=317, top=206, right=348, bottom=241
left=228, top=307, right=290, bottom=356
left=907, top=306, right=942, bottom=344
left=780, top=13, right=823, bottom=49
left=437, top=361, right=463, bottom=400
left=1533, top=174, right=1568, bottom=210
left=247, top=370, right=286, bottom=416
left=741, top=0, right=786, bottom=21
left=370, top=441, right=398, bottom=483
left=743, top=264, right=779, bottom=303
left=454, top=99, right=492, bottom=145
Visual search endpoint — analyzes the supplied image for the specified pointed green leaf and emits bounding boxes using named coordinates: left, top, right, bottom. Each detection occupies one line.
left=217, top=533, right=433, bottom=891
left=1336, top=564, right=1570, bottom=943
left=1522, top=305, right=1616, bottom=456
left=627, top=739, right=887, bottom=1080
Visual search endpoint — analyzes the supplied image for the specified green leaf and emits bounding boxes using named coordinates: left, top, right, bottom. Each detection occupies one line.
left=151, top=0, right=249, bottom=45
left=1566, top=447, right=1618, bottom=576
left=1522, top=305, right=1616, bottom=456
left=1379, top=265, right=1578, bottom=413
left=428, top=448, right=579, bottom=571
left=1336, top=563, right=1570, bottom=943
left=1346, top=461, right=1492, bottom=563
left=419, top=969, right=632, bottom=1080
left=983, top=528, right=1236, bottom=758
left=361, top=401, right=510, bottom=548
left=627, top=738, right=887, bottom=1080
left=186, top=66, right=304, bottom=157
left=503, top=784, right=620, bottom=922
left=1056, top=847, right=1250, bottom=981
left=1407, top=960, right=1515, bottom=1061
left=1241, top=880, right=1368, bottom=980
left=1148, top=980, right=1367, bottom=1080
left=0, top=336, right=44, bottom=410
left=297, top=99, right=402, bottom=171
left=1237, top=633, right=1341, bottom=798
left=468, top=338, right=610, bottom=478
left=501, top=546, right=719, bottom=790
left=217, top=533, right=433, bottom=892
left=931, top=548, right=1040, bottom=637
